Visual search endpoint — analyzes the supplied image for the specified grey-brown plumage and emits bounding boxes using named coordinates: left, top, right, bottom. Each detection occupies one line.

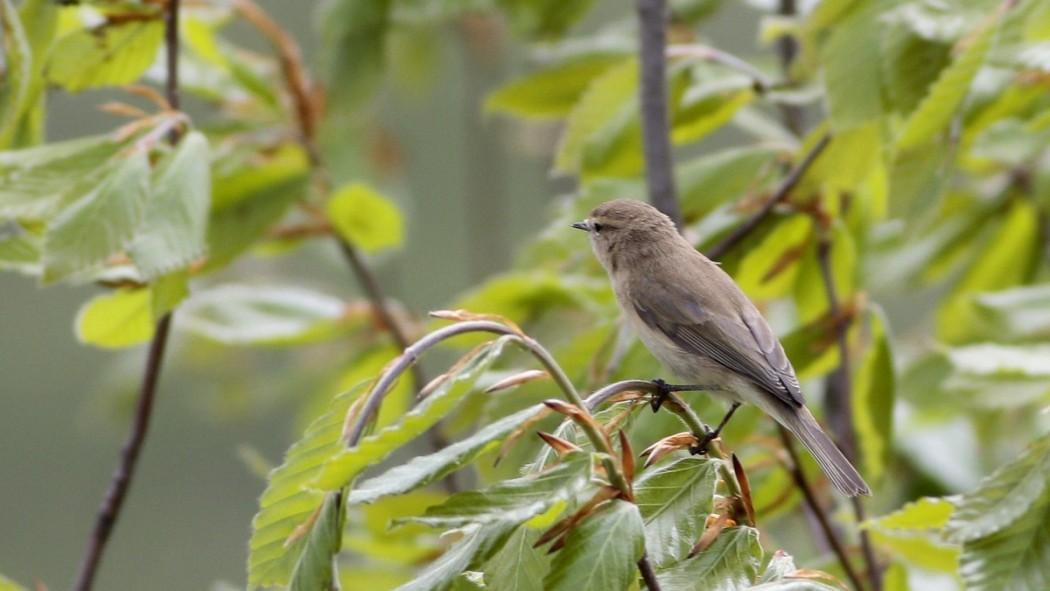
left=573, top=199, right=870, bottom=497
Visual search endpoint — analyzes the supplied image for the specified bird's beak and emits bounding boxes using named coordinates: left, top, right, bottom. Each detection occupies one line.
left=571, top=220, right=590, bottom=231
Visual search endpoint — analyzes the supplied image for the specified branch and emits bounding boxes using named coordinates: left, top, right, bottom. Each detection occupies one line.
left=777, top=426, right=865, bottom=591
left=815, top=237, right=881, bottom=591
left=74, top=7, right=182, bottom=587
left=705, top=132, right=830, bottom=261
left=637, top=0, right=681, bottom=227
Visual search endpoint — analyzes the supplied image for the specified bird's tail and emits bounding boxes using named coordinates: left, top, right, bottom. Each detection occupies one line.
left=780, top=406, right=871, bottom=497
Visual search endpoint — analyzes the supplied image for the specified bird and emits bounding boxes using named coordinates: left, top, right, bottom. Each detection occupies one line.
left=572, top=198, right=871, bottom=496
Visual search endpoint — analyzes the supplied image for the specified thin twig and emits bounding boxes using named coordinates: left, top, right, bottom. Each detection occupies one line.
left=816, top=237, right=881, bottom=591
left=705, top=132, right=831, bottom=261
left=72, top=4, right=182, bottom=589
left=637, top=0, right=681, bottom=227
left=775, top=0, right=805, bottom=135
left=777, top=426, right=865, bottom=591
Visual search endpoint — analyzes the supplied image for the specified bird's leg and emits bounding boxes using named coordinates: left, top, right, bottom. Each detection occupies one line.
left=690, top=402, right=741, bottom=455
left=648, top=379, right=721, bottom=412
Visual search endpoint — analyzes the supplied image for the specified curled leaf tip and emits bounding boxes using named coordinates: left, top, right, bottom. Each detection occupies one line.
left=485, top=370, right=550, bottom=393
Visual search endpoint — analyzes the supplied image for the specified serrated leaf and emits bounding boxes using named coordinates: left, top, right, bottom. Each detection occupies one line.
left=543, top=499, right=645, bottom=591
left=42, top=149, right=150, bottom=283
left=394, top=522, right=519, bottom=591
left=350, top=404, right=549, bottom=505
left=0, top=134, right=125, bottom=219
left=633, top=456, right=720, bottom=567
left=937, top=199, right=1039, bottom=344
left=655, top=526, right=762, bottom=590
left=315, top=336, right=516, bottom=490
left=326, top=183, right=404, bottom=253
left=180, top=284, right=347, bottom=346
left=895, top=9, right=1002, bottom=150
left=869, top=497, right=955, bottom=531
left=248, top=382, right=368, bottom=588
left=75, top=287, right=153, bottom=348
left=946, top=433, right=1050, bottom=591
left=129, top=131, right=211, bottom=279
left=288, top=492, right=344, bottom=591
left=554, top=58, right=637, bottom=175
left=486, top=57, right=624, bottom=119
left=410, top=452, right=592, bottom=528
left=482, top=526, right=551, bottom=591
left=46, top=12, right=163, bottom=91
left=852, top=306, right=894, bottom=487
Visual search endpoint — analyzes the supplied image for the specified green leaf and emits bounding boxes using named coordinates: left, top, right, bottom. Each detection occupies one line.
left=677, top=147, right=782, bottom=219
left=868, top=497, right=955, bottom=532
left=180, top=284, right=348, bottom=346
left=326, top=183, right=404, bottom=253
left=0, top=573, right=27, bottom=591
left=129, top=131, right=211, bottom=279
left=0, top=134, right=125, bottom=219
left=0, top=220, right=41, bottom=275
left=248, top=382, right=368, bottom=589
left=452, top=271, right=611, bottom=326
left=868, top=528, right=960, bottom=574
left=554, top=58, right=637, bottom=175
left=0, top=0, right=32, bottom=149
left=411, top=452, right=593, bottom=528
left=735, top=215, right=813, bottom=301
left=75, top=287, right=154, bottom=348
left=821, top=4, right=885, bottom=129
left=46, top=10, right=164, bottom=91
left=937, top=199, right=1039, bottom=344
left=350, top=404, right=549, bottom=506
left=852, top=306, right=895, bottom=487
left=655, top=526, right=762, bottom=590
left=975, top=284, right=1050, bottom=341
left=671, top=88, right=754, bottom=145
left=946, top=433, right=1050, bottom=591
left=780, top=314, right=839, bottom=383
left=895, top=9, right=1002, bottom=150
left=314, top=336, right=516, bottom=490
left=288, top=492, right=344, bottom=591
left=634, top=456, right=720, bottom=568
left=942, top=343, right=1050, bottom=408
left=394, top=522, right=519, bottom=591
left=543, top=499, right=645, bottom=591
left=486, top=57, right=624, bottom=119
left=482, top=526, right=551, bottom=591
left=150, top=269, right=189, bottom=319
left=42, top=149, right=150, bottom=283
left=204, top=145, right=307, bottom=273
left=880, top=29, right=952, bottom=115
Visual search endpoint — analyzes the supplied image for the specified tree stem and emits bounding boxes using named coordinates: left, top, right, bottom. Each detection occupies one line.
left=637, top=0, right=681, bottom=227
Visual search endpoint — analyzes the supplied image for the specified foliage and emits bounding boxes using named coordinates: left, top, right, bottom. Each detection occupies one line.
left=3, top=0, right=1050, bottom=589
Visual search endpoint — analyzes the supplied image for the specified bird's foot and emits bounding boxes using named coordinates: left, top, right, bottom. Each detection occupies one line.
left=649, top=379, right=719, bottom=412
left=689, top=426, right=720, bottom=456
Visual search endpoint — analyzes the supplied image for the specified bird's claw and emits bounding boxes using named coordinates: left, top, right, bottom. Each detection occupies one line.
left=689, top=427, right=719, bottom=455
left=650, top=378, right=671, bottom=412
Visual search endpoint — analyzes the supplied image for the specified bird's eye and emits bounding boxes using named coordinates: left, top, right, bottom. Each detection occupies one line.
left=593, top=222, right=604, bottom=233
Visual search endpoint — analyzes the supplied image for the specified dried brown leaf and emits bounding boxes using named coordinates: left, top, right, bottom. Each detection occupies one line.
left=485, top=370, right=549, bottom=393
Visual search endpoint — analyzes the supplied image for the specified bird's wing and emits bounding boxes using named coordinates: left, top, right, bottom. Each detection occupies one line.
left=630, top=275, right=804, bottom=408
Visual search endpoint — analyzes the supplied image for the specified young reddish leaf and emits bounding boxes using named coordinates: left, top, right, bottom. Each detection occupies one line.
left=537, top=432, right=584, bottom=458
left=732, top=454, right=756, bottom=527
left=641, top=432, right=701, bottom=468
left=618, top=430, right=635, bottom=483
left=689, top=512, right=731, bottom=558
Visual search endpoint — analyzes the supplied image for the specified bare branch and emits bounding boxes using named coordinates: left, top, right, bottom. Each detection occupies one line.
left=705, top=132, right=830, bottom=261
left=637, top=0, right=681, bottom=227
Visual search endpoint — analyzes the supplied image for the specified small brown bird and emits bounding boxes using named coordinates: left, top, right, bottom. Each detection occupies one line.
left=573, top=199, right=870, bottom=496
